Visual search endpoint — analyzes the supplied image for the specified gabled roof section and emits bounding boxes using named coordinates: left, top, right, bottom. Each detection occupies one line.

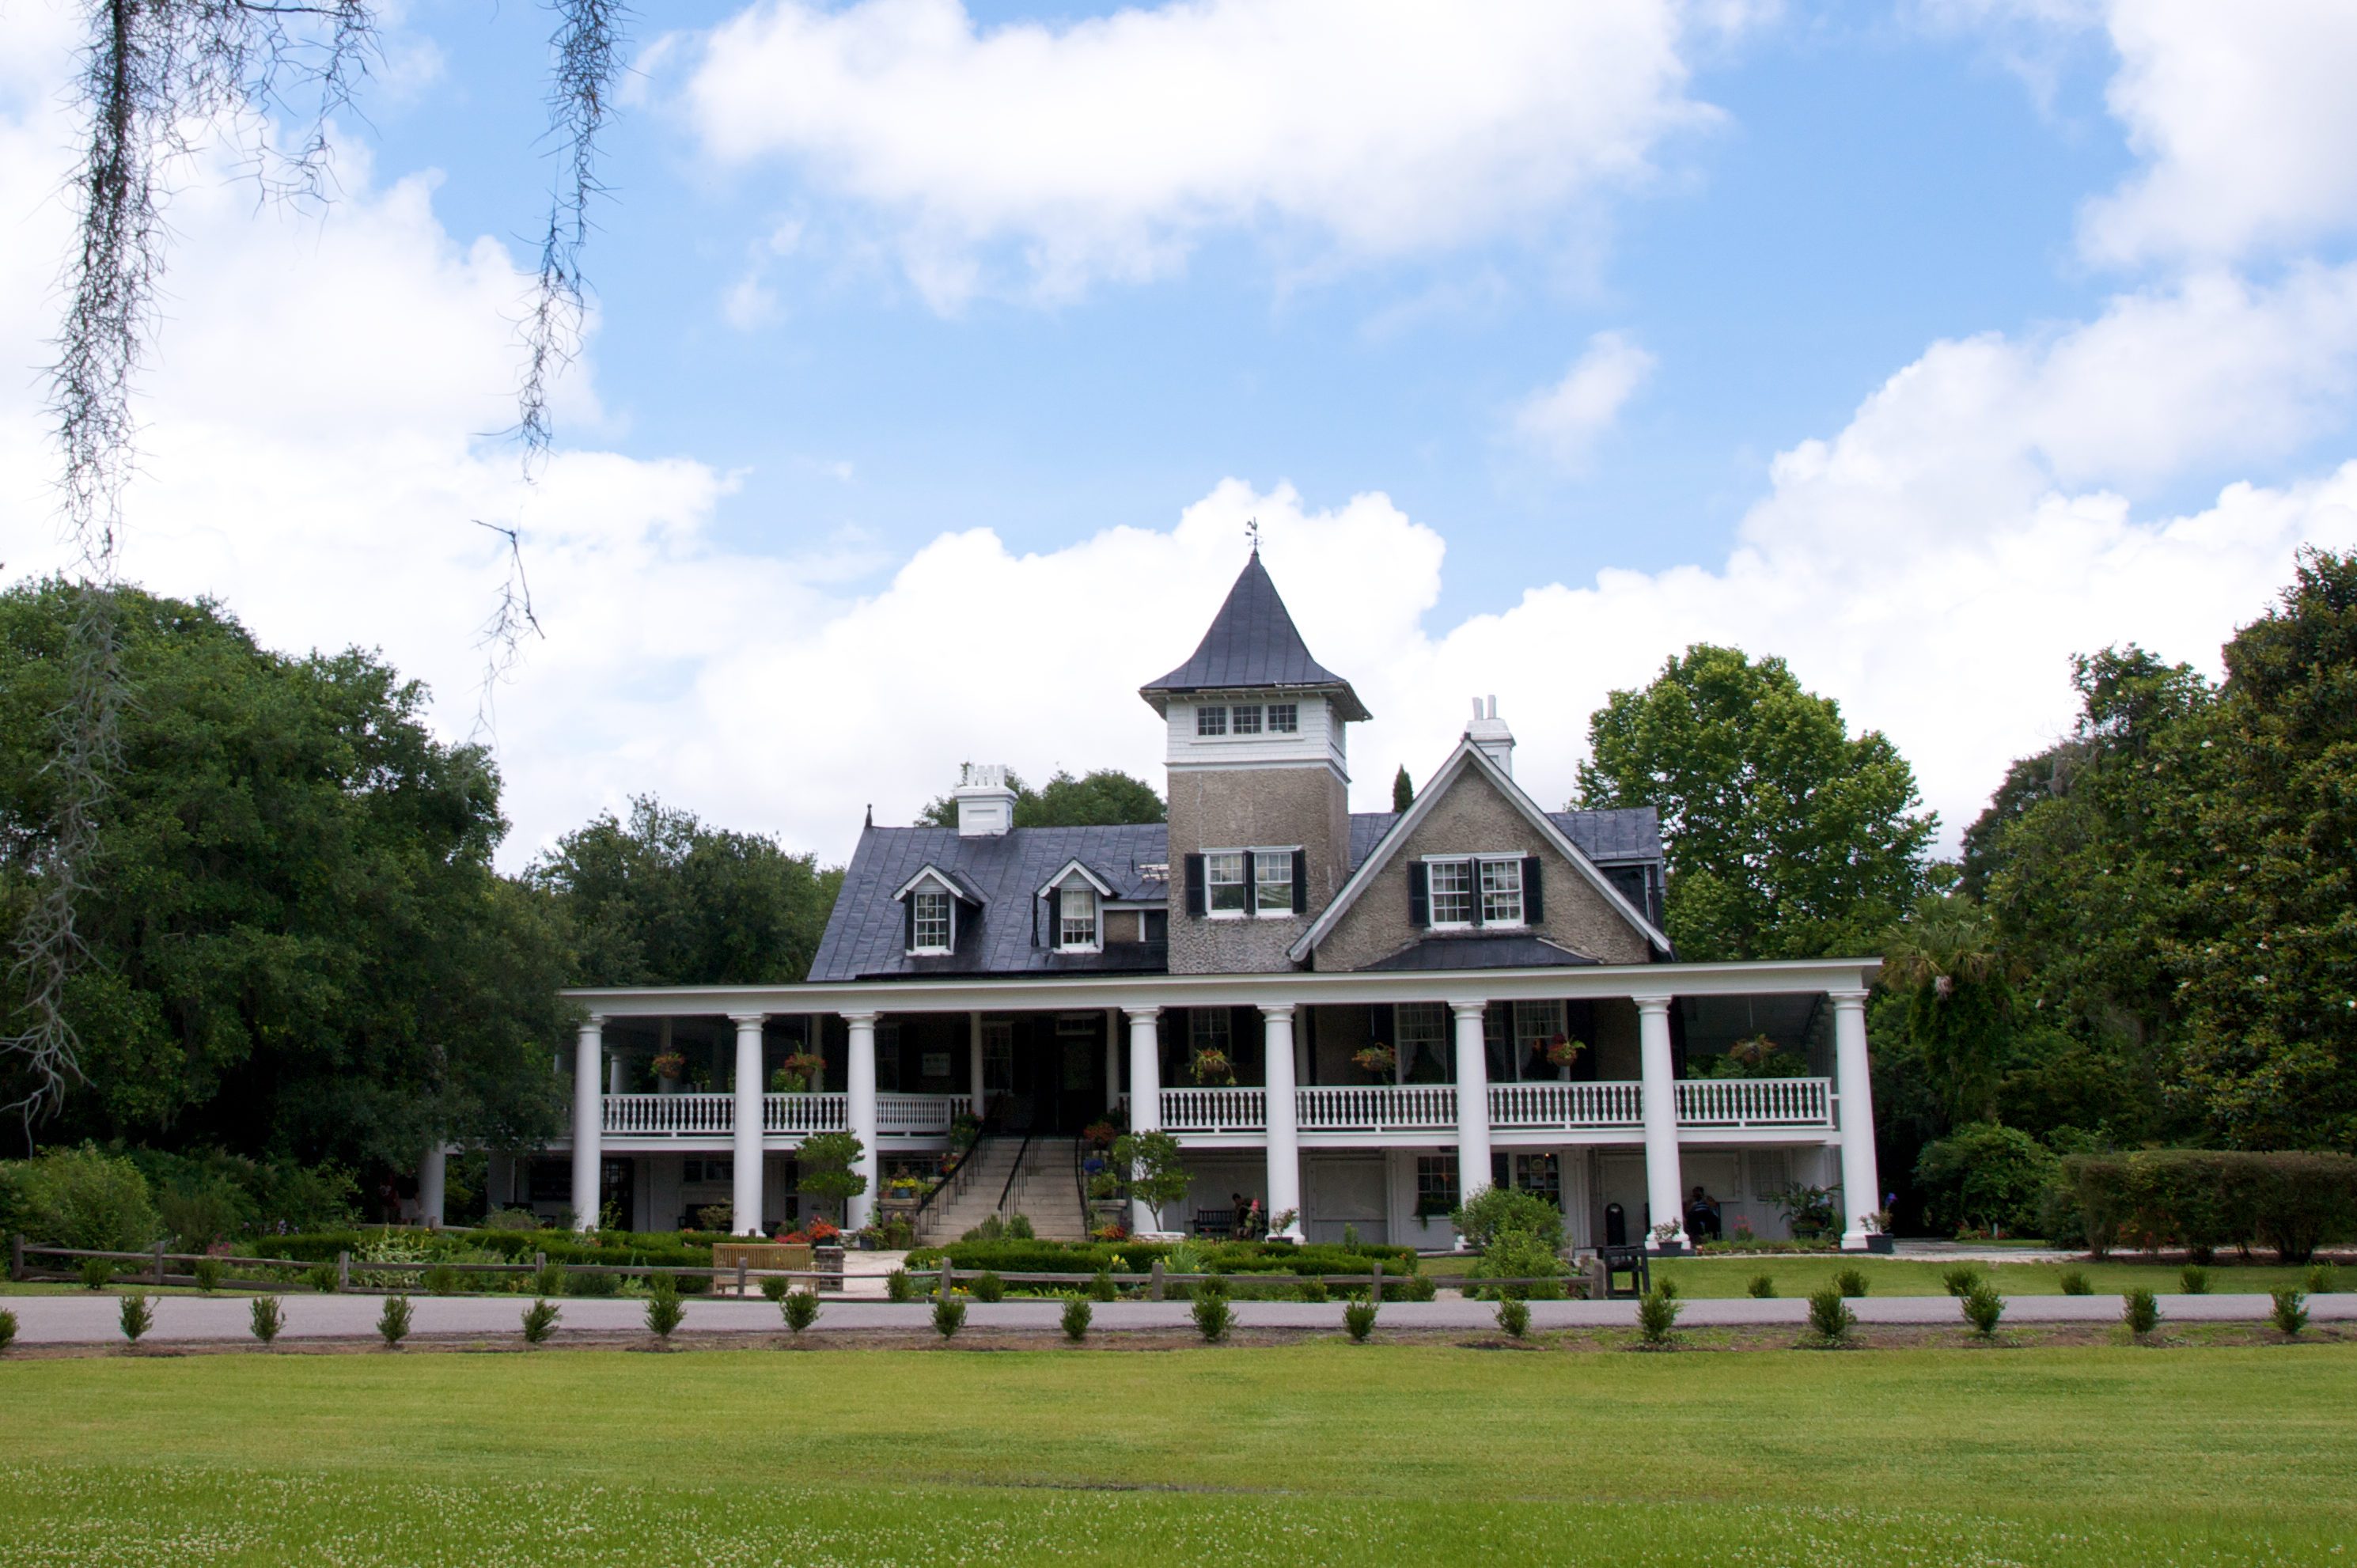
left=1035, top=858, right=1116, bottom=900
left=1290, top=741, right=1674, bottom=963
left=891, top=863, right=987, bottom=904
left=1140, top=551, right=1371, bottom=722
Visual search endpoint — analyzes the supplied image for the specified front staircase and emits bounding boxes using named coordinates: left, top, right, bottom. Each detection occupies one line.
left=913, top=1135, right=1089, bottom=1244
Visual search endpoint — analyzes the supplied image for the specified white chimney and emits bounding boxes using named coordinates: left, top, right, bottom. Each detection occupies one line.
left=1465, top=695, right=1514, bottom=777
left=953, top=763, right=1017, bottom=837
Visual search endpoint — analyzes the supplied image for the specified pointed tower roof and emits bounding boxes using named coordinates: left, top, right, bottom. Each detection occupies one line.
left=1140, top=551, right=1370, bottom=721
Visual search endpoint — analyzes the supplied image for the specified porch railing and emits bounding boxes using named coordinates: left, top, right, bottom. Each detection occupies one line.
left=1150, top=1078, right=1834, bottom=1137
left=1673, top=1076, right=1832, bottom=1129
left=601, top=1093, right=960, bottom=1138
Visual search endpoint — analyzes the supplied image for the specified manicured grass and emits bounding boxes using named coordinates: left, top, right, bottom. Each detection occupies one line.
left=1649, top=1255, right=2329, bottom=1298
left=2, top=1342, right=2351, bottom=1563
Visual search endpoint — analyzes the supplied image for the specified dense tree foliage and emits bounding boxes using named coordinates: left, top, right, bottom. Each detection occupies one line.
left=917, top=768, right=1165, bottom=829
left=0, top=582, right=568, bottom=1165
left=1574, top=644, right=1936, bottom=961
left=528, top=798, right=840, bottom=987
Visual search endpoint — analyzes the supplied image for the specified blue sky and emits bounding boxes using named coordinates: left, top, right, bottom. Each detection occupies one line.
left=5, top=0, right=2356, bottom=863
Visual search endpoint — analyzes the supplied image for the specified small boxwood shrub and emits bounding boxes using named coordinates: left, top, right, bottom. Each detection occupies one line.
left=932, top=1295, right=965, bottom=1340
left=1294, top=1276, right=1329, bottom=1303
left=1806, top=1285, right=1855, bottom=1345
left=2270, top=1288, right=2308, bottom=1337
left=79, top=1256, right=116, bottom=1291
left=760, top=1274, right=790, bottom=1305
left=2178, top=1264, right=2211, bottom=1295
left=423, top=1263, right=460, bottom=1297
left=1393, top=1272, right=1437, bottom=1303
left=521, top=1298, right=560, bottom=1345
left=1191, top=1293, right=1232, bottom=1343
left=119, top=1293, right=153, bottom=1345
left=2058, top=1268, right=2093, bottom=1296
left=1496, top=1297, right=1530, bottom=1339
left=885, top=1269, right=914, bottom=1303
left=1343, top=1299, right=1377, bottom=1343
left=0, top=1306, right=17, bottom=1354
left=249, top=1296, right=283, bottom=1345
left=377, top=1295, right=412, bottom=1348
left=1834, top=1267, right=1869, bottom=1298
left=1962, top=1282, right=2005, bottom=1338
left=1060, top=1296, right=1091, bottom=1343
left=2123, top=1288, right=2162, bottom=1338
left=1089, top=1269, right=1120, bottom=1302
left=1941, top=1266, right=1983, bottom=1298
left=970, top=1271, right=1006, bottom=1303
left=783, top=1288, right=820, bottom=1335
left=644, top=1275, right=684, bottom=1342
left=191, top=1256, right=225, bottom=1293
left=2305, top=1262, right=2340, bottom=1294
left=1635, top=1288, right=1681, bottom=1347
left=1746, top=1274, right=1776, bottom=1299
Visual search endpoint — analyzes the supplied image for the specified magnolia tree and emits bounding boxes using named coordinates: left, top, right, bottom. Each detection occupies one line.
left=795, top=1133, right=867, bottom=1229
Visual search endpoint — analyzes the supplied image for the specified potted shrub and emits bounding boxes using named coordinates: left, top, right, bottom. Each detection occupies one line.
left=1863, top=1209, right=1897, bottom=1254
left=1650, top=1218, right=1688, bottom=1256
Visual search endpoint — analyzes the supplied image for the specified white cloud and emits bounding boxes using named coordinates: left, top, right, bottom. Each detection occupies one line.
left=1935, top=0, right=2357, bottom=267
left=677, top=0, right=1714, bottom=307
left=1510, top=331, right=1657, bottom=468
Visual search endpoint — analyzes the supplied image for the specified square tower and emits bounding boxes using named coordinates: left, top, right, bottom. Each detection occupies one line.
left=1140, top=551, right=1369, bottom=973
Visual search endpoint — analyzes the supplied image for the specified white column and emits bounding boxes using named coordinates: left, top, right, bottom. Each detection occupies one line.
left=968, top=1012, right=987, bottom=1118
left=608, top=1051, right=627, bottom=1096
left=1260, top=1004, right=1303, bottom=1240
left=418, top=1144, right=446, bottom=1229
left=1562, top=1147, right=1593, bottom=1252
left=571, top=1016, right=605, bottom=1231
left=1637, top=994, right=1687, bottom=1250
left=1125, top=1007, right=1162, bottom=1234
left=1832, top=988, right=1882, bottom=1251
left=731, top=1012, right=767, bottom=1236
left=1104, top=1008, right=1122, bottom=1114
left=844, top=1011, right=880, bottom=1231
left=1451, top=1001, right=1492, bottom=1232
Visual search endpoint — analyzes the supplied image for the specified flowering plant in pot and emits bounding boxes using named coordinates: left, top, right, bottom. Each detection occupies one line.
left=781, top=1051, right=826, bottom=1088
left=651, top=1051, right=687, bottom=1081
left=1351, top=1043, right=1396, bottom=1078
left=1081, top=1120, right=1118, bottom=1150
left=1190, top=1048, right=1236, bottom=1085
left=806, top=1218, right=840, bottom=1244
left=1543, top=1035, right=1586, bottom=1068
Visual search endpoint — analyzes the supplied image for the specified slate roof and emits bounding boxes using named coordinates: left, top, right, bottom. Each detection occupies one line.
left=810, top=805, right=1665, bottom=982
left=1141, top=552, right=1371, bottom=722
left=1364, top=934, right=1601, bottom=971
left=1346, top=807, right=1662, bottom=866
left=809, top=824, right=1173, bottom=981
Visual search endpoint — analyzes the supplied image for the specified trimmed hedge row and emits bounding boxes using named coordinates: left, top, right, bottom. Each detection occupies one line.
left=265, top=1227, right=720, bottom=1291
left=2063, top=1150, right=2357, bottom=1263
left=908, top=1239, right=1418, bottom=1277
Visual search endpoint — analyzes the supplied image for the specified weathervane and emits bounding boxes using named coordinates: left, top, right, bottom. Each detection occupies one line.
left=1245, top=516, right=1260, bottom=555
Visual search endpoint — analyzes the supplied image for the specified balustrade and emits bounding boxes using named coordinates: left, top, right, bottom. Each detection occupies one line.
left=598, top=1092, right=959, bottom=1138
left=1158, top=1087, right=1268, bottom=1134
left=1150, top=1078, right=1833, bottom=1139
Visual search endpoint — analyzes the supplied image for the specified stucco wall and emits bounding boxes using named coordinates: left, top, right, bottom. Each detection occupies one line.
left=1313, top=767, right=1652, bottom=971
left=1165, top=763, right=1351, bottom=974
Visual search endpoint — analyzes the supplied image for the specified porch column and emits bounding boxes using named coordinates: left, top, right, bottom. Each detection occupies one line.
left=1260, top=1004, right=1303, bottom=1240
left=1451, top=1001, right=1492, bottom=1224
left=1637, top=994, right=1687, bottom=1250
left=418, top=1144, right=446, bottom=1229
left=571, top=1016, right=605, bottom=1231
left=1832, top=988, right=1882, bottom=1251
left=968, top=1012, right=987, bottom=1118
left=730, top=1012, right=767, bottom=1236
left=608, top=1050, right=627, bottom=1097
left=1104, top=1008, right=1122, bottom=1115
left=1125, top=1007, right=1162, bottom=1233
left=844, top=1011, right=880, bottom=1231
left=1562, top=1148, right=1593, bottom=1252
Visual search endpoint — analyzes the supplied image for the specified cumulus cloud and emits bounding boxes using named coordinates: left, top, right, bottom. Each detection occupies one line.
left=676, top=0, right=1712, bottom=306
left=1510, top=331, right=1657, bottom=468
left=1936, top=0, right=2357, bottom=267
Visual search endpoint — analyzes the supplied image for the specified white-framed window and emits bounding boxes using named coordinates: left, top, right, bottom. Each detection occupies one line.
left=1427, top=858, right=1473, bottom=925
left=1481, top=858, right=1525, bottom=925
left=1415, top=1153, right=1459, bottom=1219
left=1513, top=1153, right=1561, bottom=1208
left=1231, top=703, right=1263, bottom=735
left=1396, top=1002, right=1448, bottom=1082
left=982, top=1021, right=1015, bottom=1096
left=1196, top=705, right=1228, bottom=737
left=1059, top=884, right=1099, bottom=949
left=911, top=888, right=952, bottom=953
left=1266, top=702, right=1298, bottom=733
left=1205, top=851, right=1248, bottom=917
left=1254, top=850, right=1294, bottom=915
left=1189, top=1009, right=1233, bottom=1058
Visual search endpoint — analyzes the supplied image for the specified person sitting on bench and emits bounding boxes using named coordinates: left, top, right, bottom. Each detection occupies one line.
left=1684, top=1187, right=1722, bottom=1242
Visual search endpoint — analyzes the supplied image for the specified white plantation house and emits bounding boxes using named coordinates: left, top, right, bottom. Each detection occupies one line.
left=453, top=553, right=1885, bottom=1253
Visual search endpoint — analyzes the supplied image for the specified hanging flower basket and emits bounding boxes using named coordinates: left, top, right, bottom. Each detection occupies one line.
left=1543, top=1035, right=1586, bottom=1068
left=1351, top=1043, right=1396, bottom=1077
left=768, top=1068, right=808, bottom=1094
left=1191, top=1048, right=1236, bottom=1085
left=781, top=1051, right=826, bottom=1087
left=651, top=1051, right=687, bottom=1081
left=1728, top=1034, right=1779, bottom=1068
left=1081, top=1119, right=1117, bottom=1150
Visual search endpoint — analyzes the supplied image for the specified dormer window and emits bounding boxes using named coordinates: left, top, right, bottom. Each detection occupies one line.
left=1058, top=884, right=1100, bottom=950
left=911, top=889, right=953, bottom=953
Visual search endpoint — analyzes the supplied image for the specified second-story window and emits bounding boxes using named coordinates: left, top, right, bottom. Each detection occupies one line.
left=1059, top=884, right=1099, bottom=949
left=1204, top=851, right=1247, bottom=916
left=1481, top=858, right=1525, bottom=924
left=1265, top=703, right=1298, bottom=733
left=1196, top=705, right=1227, bottom=736
left=1231, top=703, right=1263, bottom=734
left=1427, top=858, right=1473, bottom=924
left=911, top=889, right=951, bottom=953
left=1254, top=850, right=1293, bottom=915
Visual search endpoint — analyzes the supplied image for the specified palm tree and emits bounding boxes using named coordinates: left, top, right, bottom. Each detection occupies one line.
left=1881, top=892, right=2018, bottom=1126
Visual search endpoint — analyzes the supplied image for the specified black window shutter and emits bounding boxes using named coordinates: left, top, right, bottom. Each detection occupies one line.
left=904, top=896, right=916, bottom=953
left=1184, top=854, right=1206, bottom=918
left=1290, top=849, right=1308, bottom=914
left=1046, top=884, right=1062, bottom=949
left=1523, top=856, right=1544, bottom=922
left=1468, top=862, right=1485, bottom=927
left=1371, top=1003, right=1395, bottom=1046
left=1241, top=850, right=1256, bottom=916
left=1408, top=862, right=1429, bottom=927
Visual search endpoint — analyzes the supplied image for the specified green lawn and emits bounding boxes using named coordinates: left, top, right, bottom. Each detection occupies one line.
left=1646, top=1254, right=2333, bottom=1298
left=1, top=1341, right=2350, bottom=1564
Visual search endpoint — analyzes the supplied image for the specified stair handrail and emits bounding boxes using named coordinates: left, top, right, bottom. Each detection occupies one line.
left=1072, top=1134, right=1091, bottom=1235
left=906, top=1130, right=987, bottom=1237
left=994, top=1129, right=1035, bottom=1220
